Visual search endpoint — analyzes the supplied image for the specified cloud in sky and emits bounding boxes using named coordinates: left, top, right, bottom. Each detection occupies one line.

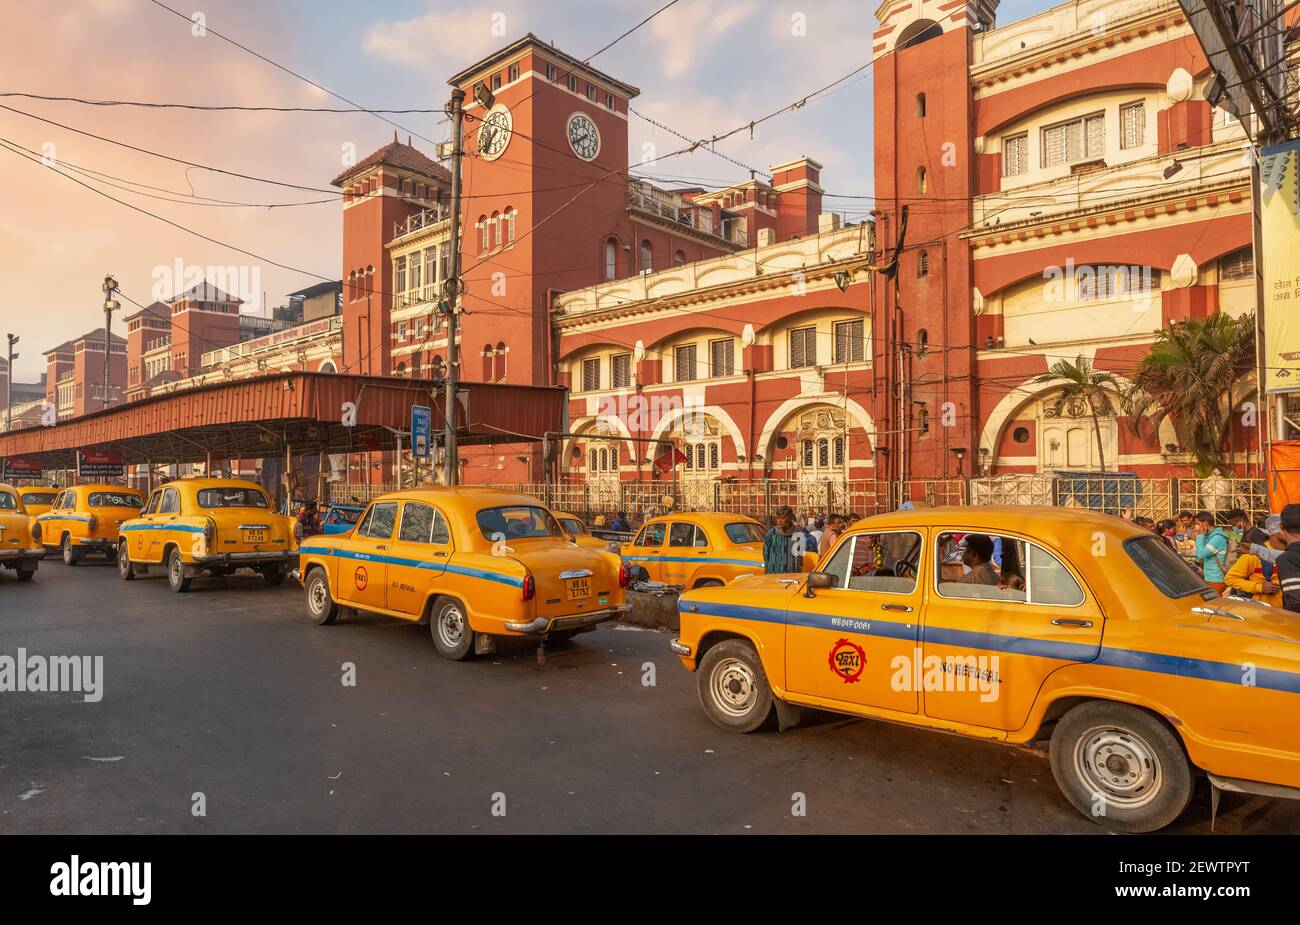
left=363, top=4, right=530, bottom=73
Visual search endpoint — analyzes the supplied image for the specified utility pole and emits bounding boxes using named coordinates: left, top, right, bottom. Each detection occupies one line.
left=101, top=274, right=120, bottom=410
left=4, top=333, right=17, bottom=432
left=442, top=87, right=467, bottom=486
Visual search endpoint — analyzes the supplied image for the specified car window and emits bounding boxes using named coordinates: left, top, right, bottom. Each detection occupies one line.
left=821, top=531, right=921, bottom=594
left=668, top=522, right=697, bottom=547
left=21, top=492, right=53, bottom=506
left=358, top=501, right=398, bottom=540
left=0, top=490, right=16, bottom=510
left=558, top=517, right=586, bottom=536
left=399, top=502, right=450, bottom=545
left=144, top=491, right=162, bottom=515
left=1125, top=534, right=1209, bottom=599
left=476, top=505, right=560, bottom=541
left=935, top=531, right=1082, bottom=605
left=724, top=521, right=764, bottom=544
left=159, top=489, right=180, bottom=514
left=636, top=522, right=666, bottom=547
left=59, top=491, right=76, bottom=510
left=89, top=491, right=143, bottom=508
left=197, top=488, right=269, bottom=508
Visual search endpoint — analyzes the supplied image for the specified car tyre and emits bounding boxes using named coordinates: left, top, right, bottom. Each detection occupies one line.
left=166, top=548, right=192, bottom=593
left=1049, top=701, right=1194, bottom=833
left=260, top=565, right=286, bottom=587
left=61, top=534, right=80, bottom=566
left=430, top=597, right=475, bottom=661
left=304, top=569, right=339, bottom=625
left=117, top=542, right=135, bottom=581
left=694, top=578, right=725, bottom=589
left=17, top=568, right=35, bottom=582
left=697, top=639, right=774, bottom=734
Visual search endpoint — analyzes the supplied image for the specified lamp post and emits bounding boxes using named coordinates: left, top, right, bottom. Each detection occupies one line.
left=4, top=333, right=17, bottom=432
left=101, top=274, right=120, bottom=410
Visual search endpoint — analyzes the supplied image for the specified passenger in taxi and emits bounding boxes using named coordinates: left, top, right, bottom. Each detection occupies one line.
left=956, top=533, right=1000, bottom=586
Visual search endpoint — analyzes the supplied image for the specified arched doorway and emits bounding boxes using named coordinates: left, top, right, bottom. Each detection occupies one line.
left=768, top=405, right=851, bottom=511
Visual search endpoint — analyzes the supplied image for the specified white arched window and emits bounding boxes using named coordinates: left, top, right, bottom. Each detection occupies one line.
left=604, top=238, right=618, bottom=281
left=504, top=206, right=516, bottom=242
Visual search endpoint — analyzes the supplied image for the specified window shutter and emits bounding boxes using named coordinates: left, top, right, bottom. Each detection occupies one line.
left=675, top=344, right=697, bottom=381
left=710, top=338, right=734, bottom=377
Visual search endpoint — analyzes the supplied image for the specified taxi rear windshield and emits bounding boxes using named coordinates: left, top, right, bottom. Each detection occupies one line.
left=0, top=492, right=16, bottom=510
left=477, top=506, right=561, bottom=541
left=88, top=492, right=143, bottom=508
left=21, top=492, right=54, bottom=505
left=724, top=522, right=764, bottom=544
left=198, top=488, right=270, bottom=509
left=1124, top=534, right=1210, bottom=599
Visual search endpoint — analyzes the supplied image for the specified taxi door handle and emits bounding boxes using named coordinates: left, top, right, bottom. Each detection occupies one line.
left=1051, top=618, right=1093, bottom=628
left=375, top=545, right=389, bottom=551
left=881, top=603, right=913, bottom=612
left=433, top=551, right=448, bottom=557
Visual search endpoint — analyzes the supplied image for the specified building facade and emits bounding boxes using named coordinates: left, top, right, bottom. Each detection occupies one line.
left=873, top=0, right=1257, bottom=481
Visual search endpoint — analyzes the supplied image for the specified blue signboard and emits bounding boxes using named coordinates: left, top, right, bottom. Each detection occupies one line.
left=411, top=405, right=432, bottom=458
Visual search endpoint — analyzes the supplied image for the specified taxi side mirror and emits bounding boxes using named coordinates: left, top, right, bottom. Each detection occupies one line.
left=805, top=571, right=833, bottom=597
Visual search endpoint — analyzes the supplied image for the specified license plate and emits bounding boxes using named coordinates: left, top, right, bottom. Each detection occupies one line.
left=242, top=529, right=267, bottom=543
left=566, top=577, right=591, bottom=600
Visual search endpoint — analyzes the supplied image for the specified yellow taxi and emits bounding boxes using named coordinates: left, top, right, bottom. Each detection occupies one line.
left=672, top=506, right=1300, bottom=833
left=553, top=511, right=616, bottom=551
left=33, top=483, right=144, bottom=565
left=297, top=487, right=631, bottom=660
left=17, top=487, right=59, bottom=518
left=0, top=483, right=43, bottom=581
left=622, top=512, right=817, bottom=589
left=116, top=478, right=296, bottom=591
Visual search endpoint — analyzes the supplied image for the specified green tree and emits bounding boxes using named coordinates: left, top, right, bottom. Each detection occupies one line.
left=1125, top=312, right=1256, bottom=477
left=1033, top=355, right=1128, bottom=472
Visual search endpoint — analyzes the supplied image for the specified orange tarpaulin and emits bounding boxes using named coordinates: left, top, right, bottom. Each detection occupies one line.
left=1268, top=441, right=1300, bottom=512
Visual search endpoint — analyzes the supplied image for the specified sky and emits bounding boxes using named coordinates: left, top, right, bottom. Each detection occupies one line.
left=0, top=0, right=1055, bottom=382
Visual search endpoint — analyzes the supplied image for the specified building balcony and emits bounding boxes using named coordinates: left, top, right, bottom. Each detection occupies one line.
left=968, top=140, right=1250, bottom=234
left=627, top=179, right=747, bottom=247
left=144, top=334, right=172, bottom=353
left=392, top=205, right=452, bottom=244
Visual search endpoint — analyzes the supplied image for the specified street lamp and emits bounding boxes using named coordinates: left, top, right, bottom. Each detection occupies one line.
left=101, top=274, right=120, bottom=409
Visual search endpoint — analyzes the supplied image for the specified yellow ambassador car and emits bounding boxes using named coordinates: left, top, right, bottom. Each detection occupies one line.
left=117, top=478, right=296, bottom=592
left=297, top=488, right=632, bottom=660
left=553, top=512, right=616, bottom=551
left=18, top=487, right=59, bottom=518
left=33, top=483, right=143, bottom=565
left=672, top=506, right=1300, bottom=833
left=622, top=512, right=817, bottom=589
left=0, top=484, right=43, bottom=581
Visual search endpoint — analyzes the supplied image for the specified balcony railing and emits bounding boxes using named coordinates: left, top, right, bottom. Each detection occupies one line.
left=627, top=179, right=747, bottom=246
left=393, top=205, right=451, bottom=240
left=199, top=315, right=342, bottom=368
left=144, top=334, right=171, bottom=353
left=393, top=285, right=445, bottom=312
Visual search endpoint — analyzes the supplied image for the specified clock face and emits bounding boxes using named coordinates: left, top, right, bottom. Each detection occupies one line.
left=567, top=112, right=600, bottom=161
left=477, top=105, right=512, bottom=161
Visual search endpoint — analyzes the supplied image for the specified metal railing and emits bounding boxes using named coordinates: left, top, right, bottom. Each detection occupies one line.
left=393, top=206, right=451, bottom=239
left=323, top=475, right=1271, bottom=527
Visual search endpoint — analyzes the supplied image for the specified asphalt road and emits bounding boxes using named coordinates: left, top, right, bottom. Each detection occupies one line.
left=1, top=559, right=1296, bottom=835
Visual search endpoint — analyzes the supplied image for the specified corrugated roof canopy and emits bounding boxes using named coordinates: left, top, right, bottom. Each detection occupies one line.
left=0, top=372, right=565, bottom=468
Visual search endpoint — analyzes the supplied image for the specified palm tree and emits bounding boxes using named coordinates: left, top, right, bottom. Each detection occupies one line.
left=1125, top=313, right=1256, bottom=476
left=1032, top=355, right=1127, bottom=472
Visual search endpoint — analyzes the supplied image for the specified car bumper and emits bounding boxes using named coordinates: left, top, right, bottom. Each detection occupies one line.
left=192, top=550, right=294, bottom=567
left=0, top=546, right=44, bottom=560
left=504, top=603, right=632, bottom=635
left=72, top=537, right=115, bottom=547
left=669, top=638, right=692, bottom=656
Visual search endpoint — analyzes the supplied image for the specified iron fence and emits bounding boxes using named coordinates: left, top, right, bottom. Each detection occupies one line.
left=327, top=475, right=1271, bottom=527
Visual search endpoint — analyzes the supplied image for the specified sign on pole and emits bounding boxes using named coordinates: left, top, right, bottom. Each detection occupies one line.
left=411, top=405, right=432, bottom=459
left=78, top=449, right=125, bottom=480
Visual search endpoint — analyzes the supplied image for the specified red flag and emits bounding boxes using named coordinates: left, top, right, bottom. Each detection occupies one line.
left=653, top=447, right=687, bottom=472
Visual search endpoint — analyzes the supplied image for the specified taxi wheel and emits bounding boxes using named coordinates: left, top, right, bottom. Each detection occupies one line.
left=1049, top=701, right=1194, bottom=833
left=304, top=569, right=339, bottom=625
left=697, top=639, right=774, bottom=734
left=61, top=535, right=80, bottom=566
left=261, top=565, right=286, bottom=587
left=166, top=549, right=192, bottom=593
left=430, top=597, right=475, bottom=661
left=117, top=543, right=135, bottom=581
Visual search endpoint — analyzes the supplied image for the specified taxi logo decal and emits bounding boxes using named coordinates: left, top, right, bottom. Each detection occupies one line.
left=354, top=566, right=368, bottom=591
left=828, top=638, right=866, bottom=683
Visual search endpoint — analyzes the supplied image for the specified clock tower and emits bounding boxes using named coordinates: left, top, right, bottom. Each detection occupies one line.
left=448, top=34, right=640, bottom=391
